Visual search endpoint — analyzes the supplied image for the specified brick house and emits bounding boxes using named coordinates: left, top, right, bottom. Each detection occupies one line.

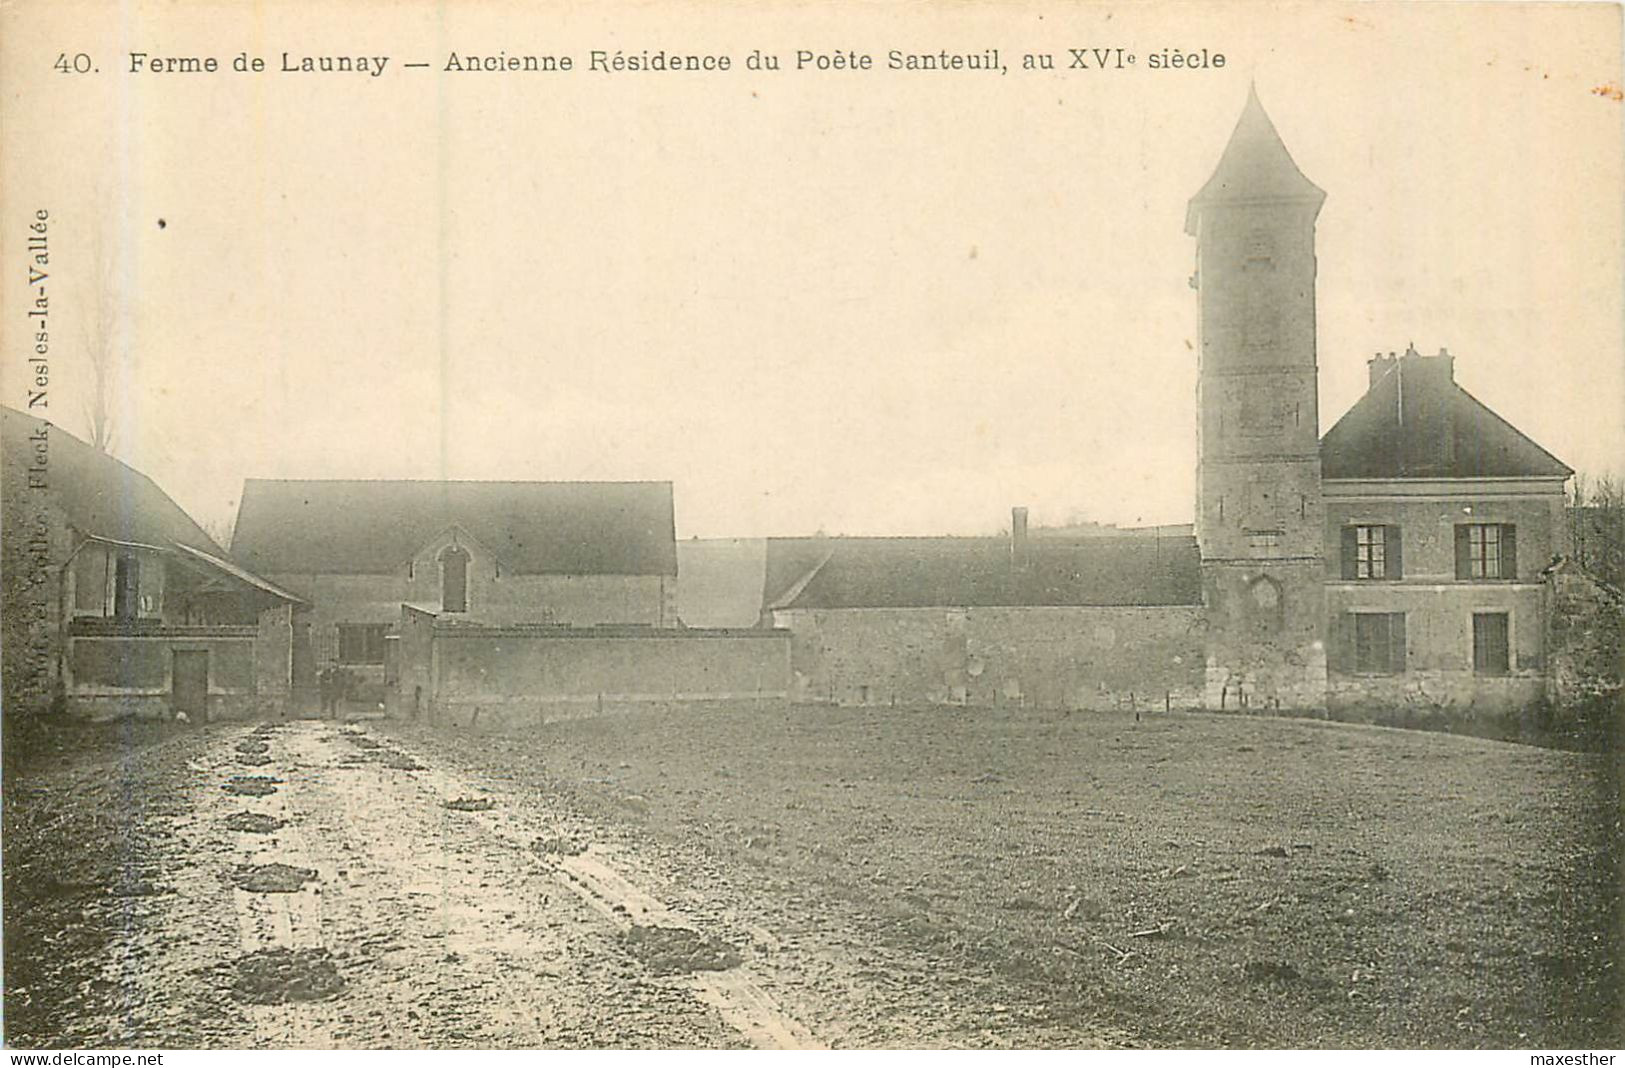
left=229, top=479, right=680, bottom=698
left=1, top=407, right=304, bottom=720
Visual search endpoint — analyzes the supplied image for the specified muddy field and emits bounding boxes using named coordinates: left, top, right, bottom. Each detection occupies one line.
left=4, top=704, right=1620, bottom=1048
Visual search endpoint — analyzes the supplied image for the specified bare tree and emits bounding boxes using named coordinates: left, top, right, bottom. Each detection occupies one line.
left=1569, top=473, right=1624, bottom=590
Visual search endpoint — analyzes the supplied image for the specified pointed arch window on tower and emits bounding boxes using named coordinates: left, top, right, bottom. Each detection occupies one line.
left=441, top=546, right=471, bottom=614
left=1247, top=574, right=1284, bottom=633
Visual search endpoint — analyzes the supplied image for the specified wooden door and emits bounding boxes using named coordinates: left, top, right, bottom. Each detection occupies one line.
left=172, top=650, right=209, bottom=719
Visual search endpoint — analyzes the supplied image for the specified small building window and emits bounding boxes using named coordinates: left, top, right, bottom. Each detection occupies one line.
left=1341, top=525, right=1403, bottom=580
left=1352, top=612, right=1406, bottom=675
left=1473, top=612, right=1511, bottom=676
left=337, top=624, right=388, bottom=665
left=1455, top=523, right=1517, bottom=580
left=1247, top=529, right=1282, bottom=553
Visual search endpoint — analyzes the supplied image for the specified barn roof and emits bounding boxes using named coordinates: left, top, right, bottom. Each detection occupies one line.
left=764, top=533, right=1201, bottom=611
left=1, top=407, right=222, bottom=554
left=1320, top=353, right=1572, bottom=480
left=231, top=479, right=678, bottom=576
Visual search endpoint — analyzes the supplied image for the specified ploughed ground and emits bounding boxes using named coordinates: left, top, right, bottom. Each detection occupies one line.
left=4, top=704, right=1619, bottom=1048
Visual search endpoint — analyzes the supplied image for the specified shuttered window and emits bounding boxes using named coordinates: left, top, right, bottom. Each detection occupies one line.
left=1350, top=612, right=1406, bottom=675
left=1340, top=525, right=1402, bottom=580
left=1455, top=524, right=1517, bottom=580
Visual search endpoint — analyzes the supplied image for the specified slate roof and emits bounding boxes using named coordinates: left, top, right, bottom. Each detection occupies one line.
left=764, top=534, right=1201, bottom=611
left=1320, top=356, right=1572, bottom=480
left=1, top=407, right=222, bottom=554
left=231, top=479, right=678, bottom=576
left=1187, top=87, right=1325, bottom=234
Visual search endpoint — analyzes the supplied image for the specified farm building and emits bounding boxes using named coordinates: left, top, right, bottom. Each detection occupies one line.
left=0, top=407, right=304, bottom=720
left=763, top=88, right=1591, bottom=721
left=229, top=479, right=681, bottom=701
left=763, top=514, right=1206, bottom=710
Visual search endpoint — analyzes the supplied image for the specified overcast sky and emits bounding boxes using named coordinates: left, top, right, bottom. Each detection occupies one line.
left=5, top=1, right=1621, bottom=540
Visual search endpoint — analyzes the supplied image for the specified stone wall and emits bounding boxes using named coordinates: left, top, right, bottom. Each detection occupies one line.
left=396, top=615, right=791, bottom=728
left=263, top=569, right=672, bottom=690
left=772, top=605, right=1205, bottom=711
left=1201, top=560, right=1328, bottom=712
left=1544, top=564, right=1624, bottom=712
left=63, top=628, right=269, bottom=720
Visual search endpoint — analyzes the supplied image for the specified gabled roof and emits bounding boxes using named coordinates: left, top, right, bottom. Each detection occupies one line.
left=1, top=407, right=222, bottom=554
left=168, top=542, right=306, bottom=604
left=1320, top=355, right=1572, bottom=480
left=1187, top=86, right=1325, bottom=234
left=764, top=534, right=1201, bottom=611
left=231, top=479, right=678, bottom=576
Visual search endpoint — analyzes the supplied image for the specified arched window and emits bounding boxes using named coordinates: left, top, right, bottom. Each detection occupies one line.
left=441, top=546, right=470, bottom=614
left=1247, top=574, right=1283, bottom=633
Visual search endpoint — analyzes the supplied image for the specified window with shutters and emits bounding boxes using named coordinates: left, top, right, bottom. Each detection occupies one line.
left=1472, top=612, right=1510, bottom=675
left=1351, top=612, right=1406, bottom=675
left=1340, top=524, right=1402, bottom=580
left=1456, top=523, right=1516, bottom=580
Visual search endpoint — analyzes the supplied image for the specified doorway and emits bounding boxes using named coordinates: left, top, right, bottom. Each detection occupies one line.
left=172, top=650, right=209, bottom=720
left=441, top=546, right=470, bottom=613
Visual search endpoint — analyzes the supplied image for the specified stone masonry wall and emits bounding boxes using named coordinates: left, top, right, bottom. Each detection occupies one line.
left=773, top=605, right=1205, bottom=711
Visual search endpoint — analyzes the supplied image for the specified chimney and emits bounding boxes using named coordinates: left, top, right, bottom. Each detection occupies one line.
left=1011, top=506, right=1030, bottom=572
left=1368, top=351, right=1397, bottom=389
left=1396, top=344, right=1457, bottom=475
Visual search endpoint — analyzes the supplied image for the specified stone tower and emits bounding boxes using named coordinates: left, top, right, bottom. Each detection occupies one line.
left=1187, top=88, right=1328, bottom=711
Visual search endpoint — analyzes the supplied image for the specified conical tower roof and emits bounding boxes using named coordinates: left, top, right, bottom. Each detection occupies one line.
left=1185, top=86, right=1325, bottom=234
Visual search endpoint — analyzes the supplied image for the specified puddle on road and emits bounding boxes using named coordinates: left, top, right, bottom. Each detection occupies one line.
left=623, top=924, right=742, bottom=976
left=223, top=776, right=282, bottom=796
left=225, top=812, right=286, bottom=834
left=229, top=947, right=346, bottom=1004
left=533, top=835, right=588, bottom=857
left=230, top=863, right=318, bottom=893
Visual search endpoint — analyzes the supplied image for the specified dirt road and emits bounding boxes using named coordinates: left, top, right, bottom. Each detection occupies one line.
left=7, top=720, right=861, bottom=1049
left=6, top=707, right=1615, bottom=1049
